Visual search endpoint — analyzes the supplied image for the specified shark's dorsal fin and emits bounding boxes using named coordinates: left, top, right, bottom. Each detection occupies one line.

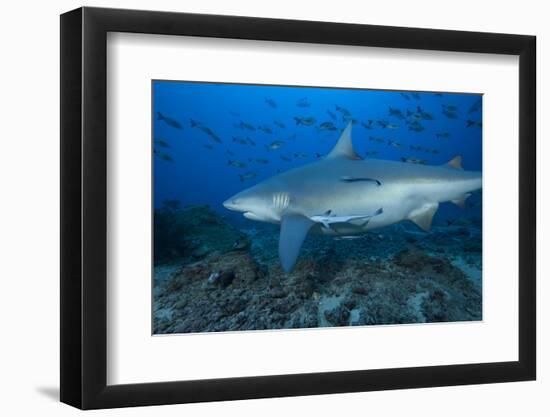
left=326, top=122, right=362, bottom=160
left=445, top=155, right=463, bottom=170
left=279, top=214, right=315, bottom=273
left=408, top=202, right=439, bottom=232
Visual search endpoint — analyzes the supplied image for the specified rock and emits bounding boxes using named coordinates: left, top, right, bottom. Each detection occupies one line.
left=324, top=304, right=350, bottom=326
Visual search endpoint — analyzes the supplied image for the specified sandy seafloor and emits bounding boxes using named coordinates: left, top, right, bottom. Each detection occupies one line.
left=153, top=205, right=482, bottom=334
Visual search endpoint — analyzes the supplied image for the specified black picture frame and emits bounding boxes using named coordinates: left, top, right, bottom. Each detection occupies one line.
left=60, top=6, right=536, bottom=410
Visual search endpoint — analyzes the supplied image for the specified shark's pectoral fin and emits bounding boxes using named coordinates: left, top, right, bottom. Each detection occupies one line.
left=408, top=202, right=439, bottom=232
left=451, top=193, right=472, bottom=208
left=279, top=214, right=315, bottom=273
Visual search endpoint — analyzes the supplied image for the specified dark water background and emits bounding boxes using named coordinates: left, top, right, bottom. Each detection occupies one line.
left=153, top=81, right=482, bottom=227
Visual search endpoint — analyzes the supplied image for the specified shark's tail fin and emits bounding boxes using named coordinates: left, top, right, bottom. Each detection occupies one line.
left=157, top=112, right=164, bottom=120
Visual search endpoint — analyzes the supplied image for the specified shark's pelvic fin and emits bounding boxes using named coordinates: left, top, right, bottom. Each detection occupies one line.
left=451, top=193, right=472, bottom=208
left=279, top=214, right=315, bottom=273
left=326, top=122, right=362, bottom=160
left=445, top=155, right=463, bottom=170
left=408, top=202, right=439, bottom=232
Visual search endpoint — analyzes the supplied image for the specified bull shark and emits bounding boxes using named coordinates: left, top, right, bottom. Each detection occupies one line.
left=223, top=123, right=482, bottom=272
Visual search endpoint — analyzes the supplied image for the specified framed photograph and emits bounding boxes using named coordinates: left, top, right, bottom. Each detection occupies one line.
left=60, top=7, right=536, bottom=409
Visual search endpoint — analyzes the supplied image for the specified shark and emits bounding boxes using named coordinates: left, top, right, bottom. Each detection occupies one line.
left=223, top=123, right=482, bottom=273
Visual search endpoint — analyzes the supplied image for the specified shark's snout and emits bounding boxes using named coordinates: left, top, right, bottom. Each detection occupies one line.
left=223, top=198, right=239, bottom=211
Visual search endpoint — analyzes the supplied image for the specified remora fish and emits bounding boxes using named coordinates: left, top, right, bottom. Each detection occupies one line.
left=310, top=208, right=383, bottom=229
left=223, top=123, right=481, bottom=272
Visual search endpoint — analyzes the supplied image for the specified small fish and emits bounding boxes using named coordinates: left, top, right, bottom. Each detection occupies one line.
left=317, top=121, right=337, bottom=132
left=236, top=121, right=256, bottom=131
left=158, top=152, right=174, bottom=162
left=434, top=93, right=443, bottom=98
left=203, top=144, right=214, bottom=150
left=228, top=159, right=246, bottom=168
left=388, top=140, right=403, bottom=148
left=429, top=148, right=440, bottom=154
left=388, top=107, right=405, bottom=119
left=258, top=124, right=273, bottom=134
left=442, top=109, right=458, bottom=119
left=340, top=176, right=381, bottom=186
left=365, top=150, right=379, bottom=157
left=435, top=131, right=451, bottom=139
left=408, top=121, right=425, bottom=132
left=248, top=158, right=269, bottom=164
left=162, top=199, right=181, bottom=211
left=157, top=112, right=182, bottom=129
left=377, top=119, right=390, bottom=128
left=232, top=136, right=249, bottom=145
left=406, top=109, right=422, bottom=122
left=293, top=152, right=308, bottom=159
left=189, top=118, right=203, bottom=128
left=315, top=152, right=323, bottom=159
left=266, top=140, right=284, bottom=151
left=416, top=106, right=433, bottom=120
left=411, top=92, right=421, bottom=100
left=154, top=139, right=170, bottom=148
left=280, top=155, right=292, bottom=162
left=400, top=92, right=411, bottom=100
left=202, top=128, right=222, bottom=143
left=385, top=123, right=400, bottom=130
left=466, top=119, right=482, bottom=128
left=294, top=116, right=316, bottom=126
left=409, top=144, right=423, bottom=151
left=274, top=120, right=286, bottom=129
left=327, top=109, right=337, bottom=120
left=369, top=136, right=385, bottom=143
left=296, top=98, right=311, bottom=108
left=238, top=171, right=258, bottom=182
left=225, top=149, right=235, bottom=156
left=468, top=98, right=482, bottom=114
left=361, top=120, right=374, bottom=130
left=246, top=137, right=256, bottom=146
left=265, top=97, right=277, bottom=108
left=401, top=156, right=426, bottom=165
left=335, top=105, right=351, bottom=119
left=442, top=104, right=458, bottom=112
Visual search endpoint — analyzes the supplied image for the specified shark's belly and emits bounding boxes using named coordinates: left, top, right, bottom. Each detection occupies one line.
left=307, top=182, right=418, bottom=236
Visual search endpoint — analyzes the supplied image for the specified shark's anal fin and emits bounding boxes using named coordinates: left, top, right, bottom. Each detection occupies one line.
left=451, top=193, right=472, bottom=208
left=279, top=214, right=315, bottom=273
left=408, top=202, right=439, bottom=232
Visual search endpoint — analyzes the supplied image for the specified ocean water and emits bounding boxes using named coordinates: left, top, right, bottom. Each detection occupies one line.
left=152, top=80, right=482, bottom=334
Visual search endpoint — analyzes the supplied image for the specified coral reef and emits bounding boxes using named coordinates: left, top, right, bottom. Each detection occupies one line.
left=153, top=206, right=482, bottom=334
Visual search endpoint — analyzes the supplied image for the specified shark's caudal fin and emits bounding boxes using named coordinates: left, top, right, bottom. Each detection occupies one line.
left=157, top=112, right=164, bottom=120
left=326, top=122, right=362, bottom=160
left=408, top=202, right=439, bottom=232
left=278, top=214, right=314, bottom=273
left=444, top=155, right=463, bottom=170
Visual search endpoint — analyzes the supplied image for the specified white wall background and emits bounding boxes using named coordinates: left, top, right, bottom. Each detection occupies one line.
left=0, top=0, right=545, bottom=415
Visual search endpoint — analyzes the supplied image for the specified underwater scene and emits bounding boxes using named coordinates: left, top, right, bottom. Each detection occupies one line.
left=152, top=81, right=483, bottom=334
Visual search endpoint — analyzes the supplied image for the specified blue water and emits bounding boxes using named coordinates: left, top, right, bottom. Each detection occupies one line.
left=153, top=81, right=482, bottom=226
